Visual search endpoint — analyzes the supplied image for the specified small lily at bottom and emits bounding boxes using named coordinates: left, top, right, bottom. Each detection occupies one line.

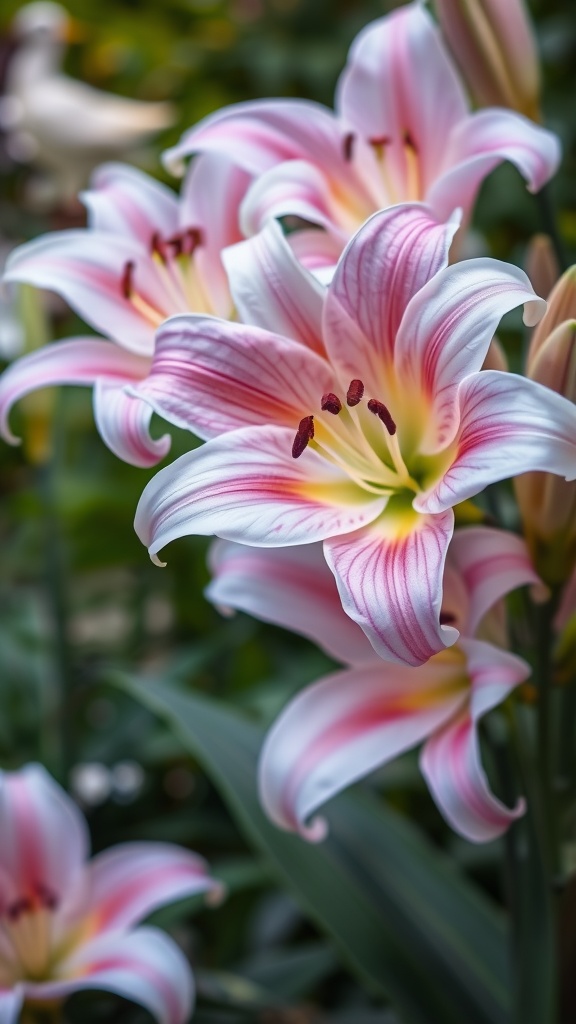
left=0, top=764, right=222, bottom=1024
left=206, top=527, right=540, bottom=844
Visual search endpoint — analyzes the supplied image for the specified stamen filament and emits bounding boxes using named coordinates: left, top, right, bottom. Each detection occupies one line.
left=368, top=136, right=398, bottom=204
left=403, top=131, right=421, bottom=201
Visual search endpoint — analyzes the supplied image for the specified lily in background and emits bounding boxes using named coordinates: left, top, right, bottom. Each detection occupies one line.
left=0, top=154, right=249, bottom=466
left=133, top=203, right=576, bottom=667
left=207, top=527, right=540, bottom=844
left=164, top=1, right=559, bottom=273
left=0, top=763, right=221, bottom=1024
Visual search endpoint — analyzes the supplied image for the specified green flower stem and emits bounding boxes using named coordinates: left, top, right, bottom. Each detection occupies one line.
left=36, top=407, right=75, bottom=785
left=536, top=591, right=562, bottom=879
left=535, top=184, right=568, bottom=275
left=504, top=703, right=557, bottom=1024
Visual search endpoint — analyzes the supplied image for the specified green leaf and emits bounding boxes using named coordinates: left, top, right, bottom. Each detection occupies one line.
left=114, top=674, right=511, bottom=1024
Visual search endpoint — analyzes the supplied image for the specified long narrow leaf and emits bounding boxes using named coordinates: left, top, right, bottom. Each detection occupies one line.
left=114, top=674, right=511, bottom=1024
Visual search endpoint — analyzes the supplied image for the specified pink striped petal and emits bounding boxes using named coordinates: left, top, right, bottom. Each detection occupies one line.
left=0, top=990, right=22, bottom=1024
left=448, top=526, right=542, bottom=635
left=421, top=712, right=525, bottom=843
left=134, top=425, right=387, bottom=564
left=239, top=159, right=366, bottom=240
left=428, top=109, right=561, bottom=221
left=395, top=259, right=545, bottom=454
left=460, top=637, right=530, bottom=720
left=324, top=204, right=459, bottom=389
left=27, top=927, right=193, bottom=1024
left=0, top=338, right=150, bottom=446
left=288, top=229, right=343, bottom=283
left=86, top=842, right=220, bottom=934
left=323, top=507, right=456, bottom=666
left=206, top=541, right=376, bottom=666
left=258, top=656, right=467, bottom=839
left=0, top=765, right=89, bottom=908
left=417, top=372, right=576, bottom=515
left=4, top=233, right=166, bottom=355
left=180, top=153, right=251, bottom=318
left=336, top=4, right=467, bottom=198
left=421, top=639, right=529, bottom=843
left=132, top=314, right=335, bottom=440
left=163, top=98, right=352, bottom=181
left=93, top=382, right=171, bottom=468
left=82, top=163, right=179, bottom=244
left=222, top=219, right=325, bottom=353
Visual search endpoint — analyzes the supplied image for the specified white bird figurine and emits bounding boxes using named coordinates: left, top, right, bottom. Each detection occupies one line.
left=0, top=1, right=175, bottom=206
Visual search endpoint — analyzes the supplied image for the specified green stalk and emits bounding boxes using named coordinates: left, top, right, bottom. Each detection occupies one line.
left=536, top=591, right=562, bottom=878
left=535, top=185, right=568, bottom=275
left=505, top=702, right=557, bottom=1024
left=36, top=402, right=75, bottom=785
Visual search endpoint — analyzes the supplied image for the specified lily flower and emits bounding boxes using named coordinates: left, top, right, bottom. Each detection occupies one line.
left=163, top=2, right=559, bottom=270
left=133, top=203, right=576, bottom=667
left=0, top=155, right=249, bottom=466
left=206, top=527, right=539, bottom=843
left=0, top=763, right=222, bottom=1024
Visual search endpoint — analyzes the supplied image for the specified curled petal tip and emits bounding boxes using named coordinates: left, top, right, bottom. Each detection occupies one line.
left=300, top=815, right=329, bottom=844
left=150, top=552, right=167, bottom=567
left=522, top=296, right=547, bottom=327
left=439, top=622, right=460, bottom=647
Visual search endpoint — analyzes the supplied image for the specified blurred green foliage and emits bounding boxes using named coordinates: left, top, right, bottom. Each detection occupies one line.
left=1, top=0, right=576, bottom=1021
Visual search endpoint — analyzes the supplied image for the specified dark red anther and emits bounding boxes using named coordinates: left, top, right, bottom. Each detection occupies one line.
left=182, top=227, right=203, bottom=257
left=151, top=232, right=168, bottom=260
left=292, top=415, right=314, bottom=459
left=342, top=132, right=355, bottom=162
left=367, top=398, right=396, bottom=435
left=166, top=233, right=184, bottom=257
left=6, top=896, right=32, bottom=922
left=321, top=392, right=342, bottom=415
left=121, top=260, right=135, bottom=300
left=35, top=882, right=58, bottom=911
left=403, top=129, right=417, bottom=151
left=368, top=135, right=391, bottom=149
left=440, top=611, right=457, bottom=626
left=346, top=379, right=364, bottom=406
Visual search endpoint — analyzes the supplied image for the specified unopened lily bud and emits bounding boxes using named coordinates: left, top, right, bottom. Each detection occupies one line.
left=515, top=319, right=576, bottom=583
left=527, top=266, right=576, bottom=373
left=525, top=234, right=560, bottom=305
left=482, top=335, right=508, bottom=372
left=435, top=0, right=541, bottom=121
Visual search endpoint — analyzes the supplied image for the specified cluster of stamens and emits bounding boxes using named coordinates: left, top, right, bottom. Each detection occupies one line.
left=120, top=227, right=204, bottom=306
left=291, top=378, right=396, bottom=459
left=0, top=881, right=59, bottom=980
left=342, top=129, right=421, bottom=204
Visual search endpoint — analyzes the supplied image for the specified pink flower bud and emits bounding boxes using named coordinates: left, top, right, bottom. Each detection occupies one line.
left=527, top=265, right=576, bottom=372
left=525, top=234, right=560, bottom=306
left=435, top=0, right=541, bottom=121
left=516, top=273, right=576, bottom=583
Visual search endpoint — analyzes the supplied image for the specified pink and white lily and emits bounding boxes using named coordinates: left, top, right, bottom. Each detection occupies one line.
left=133, top=203, right=576, bottom=667
left=0, top=763, right=221, bottom=1024
left=0, top=155, right=249, bottom=466
left=164, top=1, right=559, bottom=271
left=206, top=527, right=539, bottom=844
